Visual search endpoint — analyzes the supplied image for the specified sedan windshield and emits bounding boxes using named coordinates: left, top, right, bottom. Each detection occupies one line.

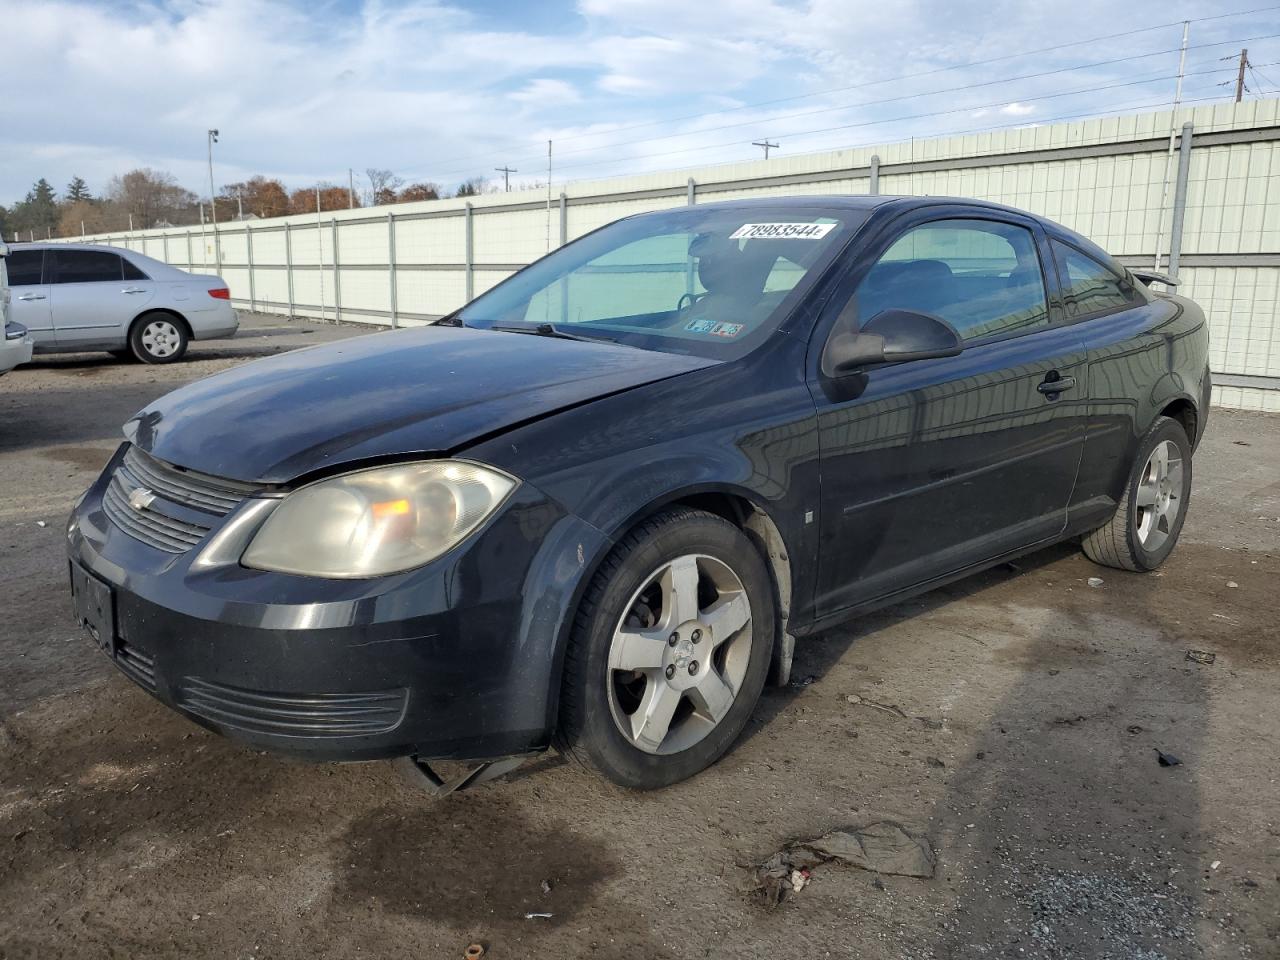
left=455, top=205, right=865, bottom=359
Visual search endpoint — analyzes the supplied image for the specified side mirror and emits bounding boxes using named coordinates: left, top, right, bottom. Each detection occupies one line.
left=823, top=308, right=963, bottom=377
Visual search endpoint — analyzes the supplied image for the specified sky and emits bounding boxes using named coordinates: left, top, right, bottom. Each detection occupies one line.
left=3, top=0, right=1280, bottom=205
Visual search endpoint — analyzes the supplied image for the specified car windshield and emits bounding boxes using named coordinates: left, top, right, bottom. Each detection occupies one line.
left=455, top=205, right=866, bottom=359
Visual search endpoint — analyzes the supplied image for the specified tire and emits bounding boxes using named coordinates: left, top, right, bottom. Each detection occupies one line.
left=555, top=508, right=775, bottom=789
left=1082, top=415, right=1192, bottom=571
left=129, top=313, right=189, bottom=364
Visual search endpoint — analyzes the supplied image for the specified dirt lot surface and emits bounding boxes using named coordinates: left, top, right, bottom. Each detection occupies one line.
left=1, top=313, right=1277, bottom=959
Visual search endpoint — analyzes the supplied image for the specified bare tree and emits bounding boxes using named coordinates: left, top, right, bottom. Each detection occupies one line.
left=365, top=168, right=404, bottom=206
left=105, top=168, right=198, bottom=228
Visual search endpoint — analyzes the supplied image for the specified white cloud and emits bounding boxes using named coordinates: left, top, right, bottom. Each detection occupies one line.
left=0, top=0, right=1270, bottom=204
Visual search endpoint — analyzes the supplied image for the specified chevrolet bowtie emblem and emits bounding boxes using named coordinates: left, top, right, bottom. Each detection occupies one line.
left=128, top=486, right=156, bottom=512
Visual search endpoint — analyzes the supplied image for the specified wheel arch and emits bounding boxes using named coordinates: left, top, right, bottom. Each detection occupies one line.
left=602, top=484, right=797, bottom=685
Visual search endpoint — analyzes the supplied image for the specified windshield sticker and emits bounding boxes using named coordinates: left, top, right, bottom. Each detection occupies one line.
left=730, top=222, right=836, bottom=240
left=686, top=319, right=744, bottom=338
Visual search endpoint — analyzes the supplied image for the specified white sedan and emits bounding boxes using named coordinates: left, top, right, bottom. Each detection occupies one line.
left=5, top=243, right=238, bottom=363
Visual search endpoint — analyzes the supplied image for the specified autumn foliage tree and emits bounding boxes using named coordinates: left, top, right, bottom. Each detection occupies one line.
left=288, top=184, right=357, bottom=214
left=398, top=182, right=441, bottom=202
left=221, top=176, right=290, bottom=219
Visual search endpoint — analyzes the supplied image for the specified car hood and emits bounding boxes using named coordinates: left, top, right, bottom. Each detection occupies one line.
left=129, top=326, right=716, bottom=483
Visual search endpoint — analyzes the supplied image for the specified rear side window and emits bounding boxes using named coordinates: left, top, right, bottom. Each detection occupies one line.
left=52, top=250, right=124, bottom=284
left=6, top=250, right=44, bottom=285
left=853, top=218, right=1049, bottom=342
left=121, top=258, right=150, bottom=281
left=1052, top=241, right=1137, bottom=317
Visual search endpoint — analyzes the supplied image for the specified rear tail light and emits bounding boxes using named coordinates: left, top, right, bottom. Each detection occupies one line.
left=208, top=288, right=230, bottom=300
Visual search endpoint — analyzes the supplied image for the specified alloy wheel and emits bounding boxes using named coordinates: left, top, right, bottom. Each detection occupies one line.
left=1135, top=439, right=1183, bottom=551
left=606, top=553, right=753, bottom=755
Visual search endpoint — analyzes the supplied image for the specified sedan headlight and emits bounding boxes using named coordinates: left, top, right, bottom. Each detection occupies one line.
left=242, top=461, right=516, bottom=578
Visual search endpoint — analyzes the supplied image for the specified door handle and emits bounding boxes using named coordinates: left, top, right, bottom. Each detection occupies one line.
left=1037, top=374, right=1076, bottom=396
left=121, top=287, right=147, bottom=294
left=17, top=293, right=46, bottom=301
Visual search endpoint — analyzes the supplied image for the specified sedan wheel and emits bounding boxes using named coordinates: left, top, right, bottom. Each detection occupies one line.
left=557, top=508, right=775, bottom=789
left=130, top=313, right=189, bottom=364
left=606, top=554, right=753, bottom=755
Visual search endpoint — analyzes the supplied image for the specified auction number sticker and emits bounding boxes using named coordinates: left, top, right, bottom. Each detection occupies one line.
left=730, top=222, right=836, bottom=240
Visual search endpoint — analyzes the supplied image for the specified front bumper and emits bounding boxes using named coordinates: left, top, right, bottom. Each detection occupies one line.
left=67, top=445, right=607, bottom=762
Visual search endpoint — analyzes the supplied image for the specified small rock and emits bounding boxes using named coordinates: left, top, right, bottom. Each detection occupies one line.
left=1226, top=581, right=1239, bottom=588
left=1185, top=650, right=1216, bottom=666
left=925, top=756, right=946, bottom=769
left=35, top=521, right=47, bottom=528
left=1087, top=577, right=1104, bottom=588
left=540, top=879, right=552, bottom=895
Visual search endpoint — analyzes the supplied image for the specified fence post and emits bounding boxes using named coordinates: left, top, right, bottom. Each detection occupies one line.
left=284, top=222, right=295, bottom=318
left=1168, top=122, right=1194, bottom=279
left=246, top=224, right=256, bottom=313
left=162, top=232, right=169, bottom=265
left=687, top=177, right=696, bottom=205
left=387, top=211, right=398, bottom=329
left=464, top=202, right=474, bottom=302
left=559, top=192, right=568, bottom=247
left=869, top=155, right=881, bottom=195
left=331, top=217, right=341, bottom=323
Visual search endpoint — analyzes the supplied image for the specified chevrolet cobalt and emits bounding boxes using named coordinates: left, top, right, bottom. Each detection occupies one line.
left=67, top=197, right=1210, bottom=791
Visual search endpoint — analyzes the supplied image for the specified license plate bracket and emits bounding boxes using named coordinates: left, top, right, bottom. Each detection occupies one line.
left=69, top=561, right=117, bottom=657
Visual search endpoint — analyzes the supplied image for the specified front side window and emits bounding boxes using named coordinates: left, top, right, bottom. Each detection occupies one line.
left=5, top=250, right=44, bottom=286
left=1052, top=240, right=1137, bottom=317
left=852, top=218, right=1049, bottom=342
left=456, top=207, right=865, bottom=359
left=52, top=250, right=124, bottom=284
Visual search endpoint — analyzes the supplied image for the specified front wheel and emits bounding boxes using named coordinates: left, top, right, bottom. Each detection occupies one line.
left=129, top=313, right=189, bottom=364
left=1082, top=415, right=1192, bottom=571
left=556, top=508, right=775, bottom=789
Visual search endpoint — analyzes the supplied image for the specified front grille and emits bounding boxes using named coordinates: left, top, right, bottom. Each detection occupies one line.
left=176, top=677, right=408, bottom=738
left=118, top=446, right=257, bottom=516
left=102, top=445, right=259, bottom=554
left=116, top=641, right=157, bottom=693
left=103, top=477, right=210, bottom=553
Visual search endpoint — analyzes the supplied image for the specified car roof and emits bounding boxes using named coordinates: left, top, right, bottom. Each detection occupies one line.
left=679, top=194, right=1044, bottom=218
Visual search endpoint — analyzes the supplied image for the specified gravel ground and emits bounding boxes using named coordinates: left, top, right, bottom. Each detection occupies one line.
left=1, top=313, right=1277, bottom=959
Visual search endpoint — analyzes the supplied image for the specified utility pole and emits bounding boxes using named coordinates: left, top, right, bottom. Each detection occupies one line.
left=752, top=139, right=779, bottom=159
left=236, top=189, right=244, bottom=220
left=1153, top=20, right=1190, bottom=271
left=348, top=168, right=355, bottom=208
left=207, top=128, right=221, bottom=273
left=495, top=165, right=517, bottom=192
left=1236, top=48, right=1249, bottom=102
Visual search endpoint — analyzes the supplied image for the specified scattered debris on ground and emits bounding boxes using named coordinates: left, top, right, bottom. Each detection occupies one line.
left=464, top=943, right=485, bottom=959
left=1087, top=576, right=1104, bottom=588
left=752, top=822, right=936, bottom=906
left=1185, top=649, right=1216, bottom=665
left=1155, top=749, right=1182, bottom=767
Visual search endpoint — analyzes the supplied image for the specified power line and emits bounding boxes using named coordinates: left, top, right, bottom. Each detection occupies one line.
left=539, top=89, right=1230, bottom=189
left=410, top=7, right=1280, bottom=178
left=511, top=67, right=1238, bottom=178
left=418, top=31, right=1280, bottom=183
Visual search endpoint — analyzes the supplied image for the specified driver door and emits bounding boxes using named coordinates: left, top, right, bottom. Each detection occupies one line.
left=809, top=209, right=1089, bottom=616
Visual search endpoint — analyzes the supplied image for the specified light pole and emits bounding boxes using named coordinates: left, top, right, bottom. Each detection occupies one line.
left=207, top=129, right=222, bottom=273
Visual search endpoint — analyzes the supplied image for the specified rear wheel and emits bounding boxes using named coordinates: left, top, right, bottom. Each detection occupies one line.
left=556, top=508, right=775, bottom=789
left=1082, top=415, right=1192, bottom=571
left=129, top=313, right=189, bottom=364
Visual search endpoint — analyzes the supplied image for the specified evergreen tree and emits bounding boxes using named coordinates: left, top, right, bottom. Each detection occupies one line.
left=66, top=176, right=92, bottom=203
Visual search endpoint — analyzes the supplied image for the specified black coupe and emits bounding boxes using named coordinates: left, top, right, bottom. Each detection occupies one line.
left=68, top=196, right=1210, bottom=791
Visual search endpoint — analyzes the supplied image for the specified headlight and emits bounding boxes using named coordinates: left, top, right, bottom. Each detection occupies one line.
left=241, top=461, right=516, bottom=578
